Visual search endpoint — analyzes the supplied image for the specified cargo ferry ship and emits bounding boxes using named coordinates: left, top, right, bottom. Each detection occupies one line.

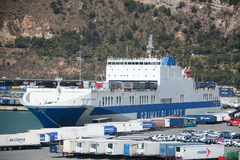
left=22, top=35, right=221, bottom=128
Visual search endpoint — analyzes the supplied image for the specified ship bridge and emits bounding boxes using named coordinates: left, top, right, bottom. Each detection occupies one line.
left=106, top=56, right=184, bottom=85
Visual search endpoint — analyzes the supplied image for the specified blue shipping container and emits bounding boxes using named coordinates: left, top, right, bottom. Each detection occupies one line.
left=186, top=115, right=215, bottom=123
left=207, top=82, right=216, bottom=88
left=169, top=118, right=185, bottom=127
left=0, top=86, right=10, bottom=91
left=234, top=93, right=240, bottom=97
left=196, top=82, right=208, bottom=88
left=142, top=121, right=155, bottom=129
left=144, top=83, right=157, bottom=89
left=104, top=125, right=117, bottom=134
left=219, top=87, right=233, bottom=97
left=0, top=99, right=10, bottom=105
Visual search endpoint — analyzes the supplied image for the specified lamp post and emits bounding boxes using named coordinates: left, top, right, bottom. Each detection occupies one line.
left=76, top=51, right=82, bottom=84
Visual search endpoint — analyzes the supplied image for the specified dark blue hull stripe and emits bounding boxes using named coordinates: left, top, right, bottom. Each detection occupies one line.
left=29, top=107, right=86, bottom=128
left=90, top=101, right=221, bottom=119
left=29, top=101, right=220, bottom=128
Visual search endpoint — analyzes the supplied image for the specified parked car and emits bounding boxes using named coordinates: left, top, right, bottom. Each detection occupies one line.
left=219, top=133, right=233, bottom=139
left=203, top=138, right=218, bottom=144
left=233, top=140, right=240, bottom=147
left=231, top=132, right=240, bottom=139
left=185, top=137, right=200, bottom=143
left=180, top=131, right=192, bottom=136
left=194, top=131, right=206, bottom=137
left=165, top=135, right=177, bottom=141
left=207, top=132, right=220, bottom=138
left=217, top=139, right=233, bottom=146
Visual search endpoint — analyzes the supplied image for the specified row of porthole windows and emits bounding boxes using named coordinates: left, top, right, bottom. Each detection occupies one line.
left=101, top=96, right=122, bottom=107
left=109, top=75, right=155, bottom=77
left=111, top=69, right=156, bottom=71
left=108, top=62, right=161, bottom=65
left=100, top=95, right=156, bottom=107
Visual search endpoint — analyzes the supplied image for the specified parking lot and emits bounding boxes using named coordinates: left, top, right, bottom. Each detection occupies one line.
left=130, top=122, right=240, bottom=154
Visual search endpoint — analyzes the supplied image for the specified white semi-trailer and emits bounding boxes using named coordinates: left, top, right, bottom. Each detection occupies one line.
left=0, top=132, right=40, bottom=150
left=175, top=145, right=224, bottom=160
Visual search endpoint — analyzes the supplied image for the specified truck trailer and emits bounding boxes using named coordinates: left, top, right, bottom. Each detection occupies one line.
left=0, top=132, right=40, bottom=150
left=175, top=145, right=224, bottom=160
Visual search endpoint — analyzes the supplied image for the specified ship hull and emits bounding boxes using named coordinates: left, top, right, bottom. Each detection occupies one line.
left=75, top=100, right=221, bottom=125
left=26, top=100, right=221, bottom=127
left=28, top=107, right=87, bottom=128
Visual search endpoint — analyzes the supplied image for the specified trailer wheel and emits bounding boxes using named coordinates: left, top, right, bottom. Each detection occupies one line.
left=3, top=147, right=7, bottom=151
left=227, top=122, right=232, bottom=126
left=8, top=147, right=12, bottom=151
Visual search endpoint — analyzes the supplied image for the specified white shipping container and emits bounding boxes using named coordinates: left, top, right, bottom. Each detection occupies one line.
left=75, top=139, right=95, bottom=154
left=31, top=127, right=76, bottom=141
left=106, top=140, right=136, bottom=155
left=28, top=129, right=51, bottom=143
left=130, top=121, right=143, bottom=132
left=106, top=122, right=125, bottom=132
left=175, top=145, right=224, bottom=160
left=83, top=81, right=90, bottom=89
left=56, top=128, right=77, bottom=140
left=86, top=126, right=105, bottom=137
left=205, top=112, right=230, bottom=122
left=102, top=82, right=109, bottom=89
left=63, top=138, right=97, bottom=154
left=107, top=122, right=131, bottom=133
left=63, top=139, right=76, bottom=154
left=0, top=132, right=40, bottom=147
left=136, top=141, right=160, bottom=156
left=89, top=139, right=109, bottom=154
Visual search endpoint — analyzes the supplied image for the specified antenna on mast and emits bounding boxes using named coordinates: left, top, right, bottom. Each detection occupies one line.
left=76, top=51, right=82, bottom=84
left=147, top=34, right=154, bottom=58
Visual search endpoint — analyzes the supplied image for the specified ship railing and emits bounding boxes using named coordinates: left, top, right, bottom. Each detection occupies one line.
left=107, top=57, right=161, bottom=61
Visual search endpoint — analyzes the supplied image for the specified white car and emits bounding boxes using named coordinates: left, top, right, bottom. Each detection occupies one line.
left=207, top=132, right=220, bottom=138
left=232, top=140, right=240, bottom=147
left=217, top=140, right=233, bottom=146
left=194, top=131, right=206, bottom=137
left=180, top=131, right=192, bottom=136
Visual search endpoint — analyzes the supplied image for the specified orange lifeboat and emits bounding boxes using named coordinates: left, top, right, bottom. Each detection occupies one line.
left=184, top=68, right=192, bottom=74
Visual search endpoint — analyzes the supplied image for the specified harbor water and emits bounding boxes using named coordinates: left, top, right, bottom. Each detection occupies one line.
left=0, top=110, right=43, bottom=134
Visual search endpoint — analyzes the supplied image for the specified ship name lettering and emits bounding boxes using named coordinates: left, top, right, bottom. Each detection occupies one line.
left=140, top=109, right=183, bottom=119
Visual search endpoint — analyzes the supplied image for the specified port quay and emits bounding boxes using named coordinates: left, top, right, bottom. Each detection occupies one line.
left=0, top=121, right=240, bottom=160
left=0, top=77, right=81, bottom=88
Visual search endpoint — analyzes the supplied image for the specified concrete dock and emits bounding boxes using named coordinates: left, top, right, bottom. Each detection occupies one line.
left=0, top=106, right=28, bottom=111
left=0, top=123, right=239, bottom=160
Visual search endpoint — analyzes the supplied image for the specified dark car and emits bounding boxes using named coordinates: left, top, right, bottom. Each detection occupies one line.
left=232, top=132, right=240, bottom=139
left=219, top=132, right=233, bottom=139
left=203, top=138, right=217, bottom=144
left=185, top=137, right=200, bottom=143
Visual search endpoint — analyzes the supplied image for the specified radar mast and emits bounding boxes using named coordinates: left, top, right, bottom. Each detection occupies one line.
left=147, top=34, right=154, bottom=58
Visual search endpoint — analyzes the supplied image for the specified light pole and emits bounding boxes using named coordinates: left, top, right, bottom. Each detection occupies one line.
left=76, top=51, right=82, bottom=84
